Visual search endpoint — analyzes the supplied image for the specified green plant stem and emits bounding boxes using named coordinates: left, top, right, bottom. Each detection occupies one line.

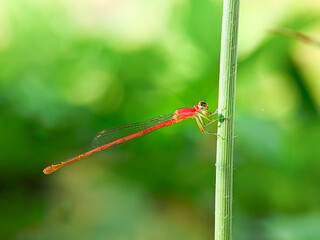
left=215, top=0, right=239, bottom=239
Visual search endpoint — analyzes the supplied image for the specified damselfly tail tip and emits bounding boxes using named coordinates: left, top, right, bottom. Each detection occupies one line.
left=43, top=164, right=61, bottom=175
left=43, top=166, right=53, bottom=175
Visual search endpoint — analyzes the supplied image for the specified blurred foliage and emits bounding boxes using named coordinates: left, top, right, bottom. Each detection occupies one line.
left=0, top=0, right=320, bottom=239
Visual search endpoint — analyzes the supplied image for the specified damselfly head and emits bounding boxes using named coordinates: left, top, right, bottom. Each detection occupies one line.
left=197, top=101, right=210, bottom=115
left=198, top=101, right=209, bottom=110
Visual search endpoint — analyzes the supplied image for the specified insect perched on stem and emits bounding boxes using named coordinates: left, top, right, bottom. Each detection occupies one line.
left=43, top=101, right=219, bottom=174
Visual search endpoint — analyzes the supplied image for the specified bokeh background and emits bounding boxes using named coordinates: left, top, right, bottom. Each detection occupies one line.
left=0, top=0, right=320, bottom=239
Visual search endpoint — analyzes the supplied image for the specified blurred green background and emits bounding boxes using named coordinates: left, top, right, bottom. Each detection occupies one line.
left=0, top=0, right=320, bottom=239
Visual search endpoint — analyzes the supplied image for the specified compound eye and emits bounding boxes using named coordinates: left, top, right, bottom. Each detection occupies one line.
left=198, top=101, right=207, bottom=108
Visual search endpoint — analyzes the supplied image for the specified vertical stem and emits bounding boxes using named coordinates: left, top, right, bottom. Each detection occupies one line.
left=215, top=0, right=239, bottom=240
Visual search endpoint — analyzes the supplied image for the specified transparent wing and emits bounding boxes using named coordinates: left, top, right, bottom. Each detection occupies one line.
left=92, top=113, right=174, bottom=148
